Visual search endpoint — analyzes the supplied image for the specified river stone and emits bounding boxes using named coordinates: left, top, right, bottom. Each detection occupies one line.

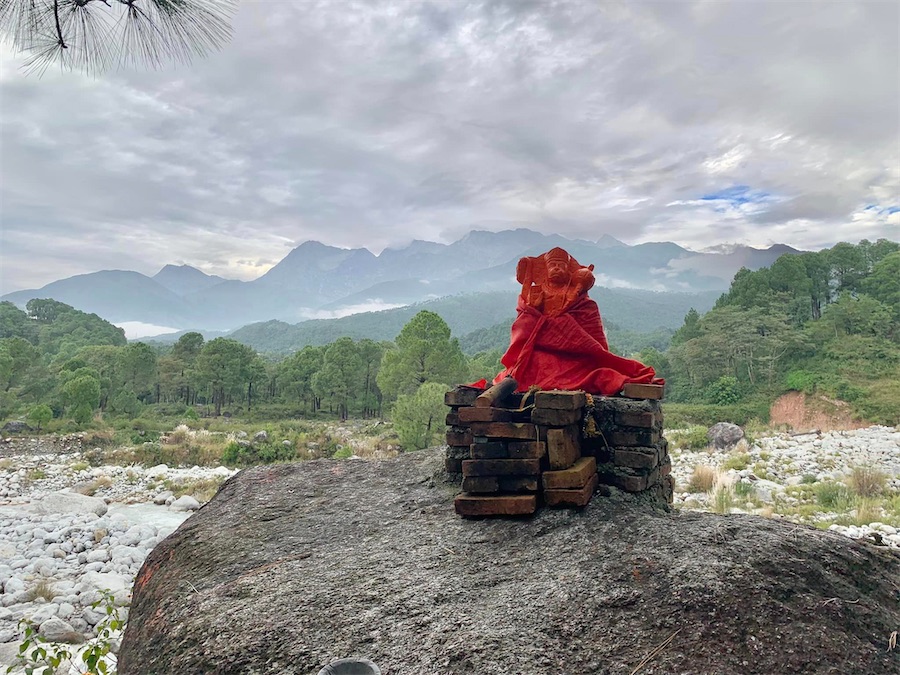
left=38, top=616, right=84, bottom=643
left=36, top=492, right=107, bottom=517
left=169, top=495, right=200, bottom=512
left=119, top=448, right=900, bottom=675
left=707, top=422, right=745, bottom=450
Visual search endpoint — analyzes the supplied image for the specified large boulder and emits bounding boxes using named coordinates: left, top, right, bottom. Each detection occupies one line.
left=707, top=422, right=745, bottom=450
left=1, top=421, right=32, bottom=434
left=35, top=491, right=107, bottom=517
left=119, top=450, right=900, bottom=675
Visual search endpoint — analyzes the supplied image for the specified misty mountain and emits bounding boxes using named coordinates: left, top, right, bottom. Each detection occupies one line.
left=225, top=287, right=720, bottom=354
left=1, top=270, right=195, bottom=328
left=153, top=265, right=227, bottom=296
left=1, top=228, right=798, bottom=332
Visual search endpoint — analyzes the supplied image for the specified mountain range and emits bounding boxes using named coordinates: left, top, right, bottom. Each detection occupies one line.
left=2, top=229, right=799, bottom=335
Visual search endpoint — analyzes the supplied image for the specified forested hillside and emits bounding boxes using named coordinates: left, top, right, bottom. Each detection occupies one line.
left=644, top=239, right=900, bottom=424
left=1, top=239, right=896, bottom=437
left=225, top=287, right=718, bottom=354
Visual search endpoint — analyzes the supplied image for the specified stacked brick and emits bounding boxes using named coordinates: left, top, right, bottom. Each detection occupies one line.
left=583, top=386, right=673, bottom=506
left=445, top=382, right=672, bottom=517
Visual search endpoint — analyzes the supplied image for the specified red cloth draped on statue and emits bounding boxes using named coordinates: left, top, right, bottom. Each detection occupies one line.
left=492, top=295, right=663, bottom=396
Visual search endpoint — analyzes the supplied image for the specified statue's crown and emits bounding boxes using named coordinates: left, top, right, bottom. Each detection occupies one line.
left=545, top=247, right=570, bottom=264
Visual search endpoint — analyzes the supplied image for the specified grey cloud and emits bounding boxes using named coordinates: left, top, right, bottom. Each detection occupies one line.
left=1, top=0, right=897, bottom=293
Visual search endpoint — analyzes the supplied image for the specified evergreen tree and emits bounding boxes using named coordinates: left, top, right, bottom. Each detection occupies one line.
left=377, top=311, right=467, bottom=400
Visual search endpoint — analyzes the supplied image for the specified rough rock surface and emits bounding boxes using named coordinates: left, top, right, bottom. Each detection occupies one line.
left=707, top=422, right=744, bottom=450
left=119, top=450, right=900, bottom=675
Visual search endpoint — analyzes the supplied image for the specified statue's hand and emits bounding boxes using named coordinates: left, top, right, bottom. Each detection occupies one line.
left=516, top=257, right=530, bottom=285
left=573, top=267, right=595, bottom=293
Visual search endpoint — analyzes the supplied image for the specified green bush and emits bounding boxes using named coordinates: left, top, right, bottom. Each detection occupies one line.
left=816, top=482, right=853, bottom=510
left=26, top=404, right=53, bottom=432
left=664, top=401, right=770, bottom=428
left=705, top=376, right=742, bottom=405
left=222, top=440, right=297, bottom=467
left=668, top=426, right=709, bottom=451
left=391, top=382, right=448, bottom=451
left=723, top=452, right=751, bottom=471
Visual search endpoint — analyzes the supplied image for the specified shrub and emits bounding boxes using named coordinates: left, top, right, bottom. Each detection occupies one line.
left=734, top=480, right=755, bottom=497
left=687, top=465, right=718, bottom=493
left=333, top=447, right=353, bottom=459
left=816, top=482, right=853, bottom=510
left=668, top=426, right=709, bottom=451
left=847, top=465, right=888, bottom=498
left=26, top=404, right=53, bottom=432
left=722, top=452, right=751, bottom=471
left=705, top=375, right=742, bottom=405
left=391, top=382, right=448, bottom=451
left=711, top=481, right=735, bottom=515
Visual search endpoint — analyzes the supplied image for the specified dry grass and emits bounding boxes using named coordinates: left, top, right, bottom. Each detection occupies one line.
left=852, top=498, right=883, bottom=526
left=72, top=476, right=113, bottom=496
left=687, top=465, right=718, bottom=493
left=24, top=580, right=57, bottom=602
left=847, top=466, right=888, bottom=498
left=165, top=476, right=228, bottom=503
left=710, top=476, right=734, bottom=515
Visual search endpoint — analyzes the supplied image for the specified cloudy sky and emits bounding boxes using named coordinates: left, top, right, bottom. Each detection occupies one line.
left=1, top=0, right=898, bottom=294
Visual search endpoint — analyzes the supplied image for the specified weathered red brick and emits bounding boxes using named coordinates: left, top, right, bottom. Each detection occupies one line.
left=544, top=473, right=598, bottom=507
left=468, top=422, right=537, bottom=440
left=446, top=429, right=474, bottom=446
left=469, top=441, right=509, bottom=459
left=459, top=407, right=528, bottom=423
left=445, top=457, right=463, bottom=474
left=462, top=476, right=499, bottom=493
left=613, top=448, right=658, bottom=470
left=444, top=386, right=482, bottom=407
left=454, top=493, right=537, bottom=517
left=506, top=441, right=547, bottom=459
left=546, top=426, right=581, bottom=470
left=610, top=430, right=660, bottom=447
left=462, top=459, right=541, bottom=477
left=531, top=407, right=582, bottom=427
left=542, top=457, right=597, bottom=489
left=498, top=476, right=539, bottom=492
left=621, top=383, right=664, bottom=400
left=534, top=390, right=587, bottom=410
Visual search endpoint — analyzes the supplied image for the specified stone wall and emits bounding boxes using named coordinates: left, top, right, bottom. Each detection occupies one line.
left=445, top=386, right=672, bottom=516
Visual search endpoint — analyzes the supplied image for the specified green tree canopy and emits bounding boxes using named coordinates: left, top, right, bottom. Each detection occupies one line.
left=391, top=382, right=449, bottom=451
left=377, top=311, right=467, bottom=400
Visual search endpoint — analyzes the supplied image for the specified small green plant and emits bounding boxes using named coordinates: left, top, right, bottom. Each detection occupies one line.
left=6, top=589, right=121, bottom=675
left=26, top=404, right=53, bottom=432
left=332, top=447, right=353, bottom=459
left=734, top=481, right=755, bottom=497
left=711, top=482, right=735, bottom=515
left=816, top=482, right=853, bottom=510
left=847, top=465, right=888, bottom=498
left=722, top=452, right=751, bottom=471
left=800, top=474, right=818, bottom=484
left=25, top=468, right=47, bottom=482
left=668, top=426, right=710, bottom=451
left=70, top=461, right=90, bottom=472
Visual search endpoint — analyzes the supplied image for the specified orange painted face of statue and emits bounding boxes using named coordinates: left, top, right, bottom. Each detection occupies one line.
left=516, top=247, right=595, bottom=317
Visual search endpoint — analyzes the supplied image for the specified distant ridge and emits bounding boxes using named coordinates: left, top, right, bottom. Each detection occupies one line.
left=2, top=229, right=801, bottom=333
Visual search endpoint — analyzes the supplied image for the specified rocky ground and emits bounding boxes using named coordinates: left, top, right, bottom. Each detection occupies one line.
left=0, top=439, right=236, bottom=673
left=0, top=423, right=898, bottom=673
left=670, top=425, right=900, bottom=547
left=119, top=449, right=900, bottom=675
